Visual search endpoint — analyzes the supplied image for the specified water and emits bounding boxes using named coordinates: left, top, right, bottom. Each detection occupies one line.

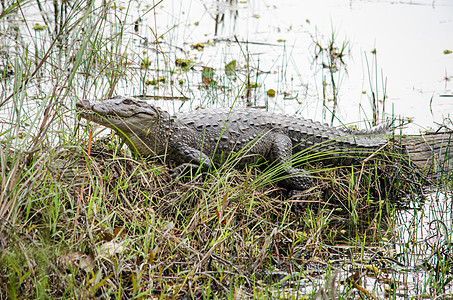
left=142, top=0, right=453, bottom=131
left=2, top=0, right=452, bottom=131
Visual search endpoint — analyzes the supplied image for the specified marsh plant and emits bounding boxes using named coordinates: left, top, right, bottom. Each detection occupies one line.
left=310, top=30, right=350, bottom=126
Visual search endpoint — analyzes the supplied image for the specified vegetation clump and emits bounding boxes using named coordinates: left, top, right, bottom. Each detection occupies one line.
left=0, top=135, right=432, bottom=298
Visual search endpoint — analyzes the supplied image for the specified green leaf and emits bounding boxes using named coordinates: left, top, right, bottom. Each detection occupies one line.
left=267, top=89, right=275, bottom=97
left=33, top=23, right=47, bottom=32
left=225, top=60, right=237, bottom=76
left=202, top=67, right=215, bottom=85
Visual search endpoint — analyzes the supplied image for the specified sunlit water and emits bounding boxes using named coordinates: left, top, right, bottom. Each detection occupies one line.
left=2, top=0, right=452, bottom=130
left=143, top=0, right=453, bottom=132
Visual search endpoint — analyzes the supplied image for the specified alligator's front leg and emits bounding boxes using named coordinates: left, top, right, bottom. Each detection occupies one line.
left=270, top=133, right=313, bottom=191
left=170, top=144, right=213, bottom=178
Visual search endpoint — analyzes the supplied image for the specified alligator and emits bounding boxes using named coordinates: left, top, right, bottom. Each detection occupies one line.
left=76, top=96, right=452, bottom=191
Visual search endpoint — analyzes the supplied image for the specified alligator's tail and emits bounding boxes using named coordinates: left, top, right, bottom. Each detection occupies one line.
left=353, top=119, right=394, bottom=136
left=399, top=132, right=453, bottom=173
left=339, top=120, right=393, bottom=149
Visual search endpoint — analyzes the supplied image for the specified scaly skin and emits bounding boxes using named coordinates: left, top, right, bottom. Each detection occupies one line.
left=76, top=96, right=390, bottom=190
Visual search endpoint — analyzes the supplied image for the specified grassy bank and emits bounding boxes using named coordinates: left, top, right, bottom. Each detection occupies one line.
left=0, top=135, right=425, bottom=298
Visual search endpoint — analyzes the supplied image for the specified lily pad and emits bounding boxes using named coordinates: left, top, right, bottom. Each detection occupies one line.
left=202, top=67, right=215, bottom=85
left=225, top=60, right=237, bottom=76
left=191, top=43, right=204, bottom=51
left=175, top=58, right=193, bottom=69
left=33, top=23, right=47, bottom=31
left=267, top=89, right=276, bottom=97
left=146, top=77, right=166, bottom=85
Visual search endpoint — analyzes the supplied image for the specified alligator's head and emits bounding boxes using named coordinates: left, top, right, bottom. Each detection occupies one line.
left=76, top=95, right=171, bottom=157
left=76, top=96, right=165, bottom=129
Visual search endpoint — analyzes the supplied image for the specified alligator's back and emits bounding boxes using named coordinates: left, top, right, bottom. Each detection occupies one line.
left=177, top=107, right=389, bottom=156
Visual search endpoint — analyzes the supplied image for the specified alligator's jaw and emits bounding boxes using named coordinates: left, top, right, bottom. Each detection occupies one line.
left=76, top=98, right=171, bottom=158
left=75, top=99, right=93, bottom=118
left=76, top=99, right=125, bottom=129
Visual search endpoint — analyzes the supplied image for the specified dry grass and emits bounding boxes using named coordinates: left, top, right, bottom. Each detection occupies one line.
left=0, top=135, right=429, bottom=298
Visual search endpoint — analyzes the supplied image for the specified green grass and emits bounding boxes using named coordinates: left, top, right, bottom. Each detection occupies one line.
left=1, top=0, right=452, bottom=298
left=0, top=133, right=439, bottom=298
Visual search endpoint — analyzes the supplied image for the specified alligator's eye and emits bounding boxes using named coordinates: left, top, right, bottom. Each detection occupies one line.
left=123, top=98, right=132, bottom=105
left=150, top=106, right=159, bottom=116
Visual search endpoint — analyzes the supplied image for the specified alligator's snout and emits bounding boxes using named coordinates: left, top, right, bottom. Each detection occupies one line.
left=76, top=99, right=92, bottom=111
left=76, top=99, right=95, bottom=122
